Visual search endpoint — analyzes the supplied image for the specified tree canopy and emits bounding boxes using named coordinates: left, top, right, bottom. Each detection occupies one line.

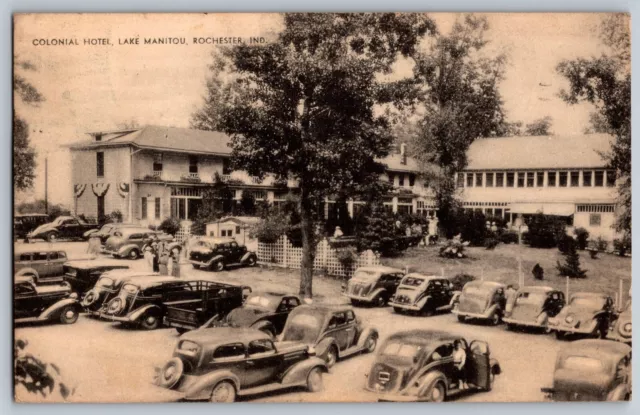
left=524, top=116, right=553, bottom=136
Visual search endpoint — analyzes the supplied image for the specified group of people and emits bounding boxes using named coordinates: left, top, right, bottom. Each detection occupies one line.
left=143, top=236, right=182, bottom=278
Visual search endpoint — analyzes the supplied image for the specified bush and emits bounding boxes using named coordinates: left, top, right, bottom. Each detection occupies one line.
left=450, top=273, right=476, bottom=291
left=499, top=231, right=519, bottom=244
left=525, top=213, right=566, bottom=248
left=439, top=235, right=469, bottom=259
left=250, top=211, right=289, bottom=243
left=355, top=201, right=407, bottom=257
left=557, top=234, right=575, bottom=254
left=613, top=234, right=631, bottom=256
left=158, top=217, right=181, bottom=236
left=336, top=246, right=358, bottom=269
left=574, top=227, right=589, bottom=250
left=484, top=238, right=499, bottom=250
left=557, top=238, right=587, bottom=278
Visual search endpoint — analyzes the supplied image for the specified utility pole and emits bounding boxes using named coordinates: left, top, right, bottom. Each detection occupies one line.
left=44, top=157, right=48, bottom=215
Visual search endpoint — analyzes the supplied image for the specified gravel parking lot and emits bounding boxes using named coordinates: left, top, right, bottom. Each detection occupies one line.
left=16, top=241, right=567, bottom=403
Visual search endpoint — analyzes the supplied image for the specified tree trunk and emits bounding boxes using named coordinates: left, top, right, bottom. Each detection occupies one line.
left=298, top=186, right=317, bottom=300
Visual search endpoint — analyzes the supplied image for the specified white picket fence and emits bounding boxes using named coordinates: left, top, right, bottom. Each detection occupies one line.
left=175, top=222, right=192, bottom=244
left=257, top=235, right=380, bottom=278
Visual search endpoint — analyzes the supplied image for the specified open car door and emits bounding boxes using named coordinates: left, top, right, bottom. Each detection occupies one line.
left=468, top=340, right=491, bottom=390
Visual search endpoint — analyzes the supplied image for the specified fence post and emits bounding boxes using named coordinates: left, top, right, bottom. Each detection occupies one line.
left=282, top=235, right=288, bottom=268
left=321, top=238, right=328, bottom=270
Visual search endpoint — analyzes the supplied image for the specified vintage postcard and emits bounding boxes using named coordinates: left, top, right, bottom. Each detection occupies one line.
left=13, top=12, right=631, bottom=403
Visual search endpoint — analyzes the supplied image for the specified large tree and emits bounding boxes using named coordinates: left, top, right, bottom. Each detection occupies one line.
left=411, top=15, right=510, bottom=236
left=556, top=13, right=630, bottom=236
left=13, top=58, right=44, bottom=191
left=192, top=13, right=436, bottom=298
left=524, top=116, right=553, bottom=136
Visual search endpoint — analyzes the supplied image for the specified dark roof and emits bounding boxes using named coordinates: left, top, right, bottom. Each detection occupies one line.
left=63, top=259, right=129, bottom=270
left=559, top=339, right=631, bottom=359
left=180, top=327, right=270, bottom=348
left=386, top=329, right=461, bottom=345
left=466, top=281, right=505, bottom=289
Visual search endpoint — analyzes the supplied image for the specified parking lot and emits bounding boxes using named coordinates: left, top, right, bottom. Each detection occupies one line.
left=16, top=241, right=567, bottom=403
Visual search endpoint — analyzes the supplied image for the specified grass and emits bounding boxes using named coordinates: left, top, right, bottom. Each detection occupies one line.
left=381, top=243, right=631, bottom=301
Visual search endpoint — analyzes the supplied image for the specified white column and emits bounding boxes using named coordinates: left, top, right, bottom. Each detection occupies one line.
left=347, top=200, right=354, bottom=218
left=392, top=196, right=398, bottom=214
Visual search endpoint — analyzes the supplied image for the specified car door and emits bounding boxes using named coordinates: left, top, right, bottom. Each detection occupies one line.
left=467, top=340, right=491, bottom=390
left=389, top=273, right=404, bottom=296
left=14, top=283, right=39, bottom=318
left=228, top=241, right=243, bottom=263
left=271, top=297, right=300, bottom=333
left=47, top=251, right=65, bottom=276
left=61, top=219, right=80, bottom=238
left=243, top=339, right=283, bottom=388
left=429, top=280, right=444, bottom=308
left=325, top=312, right=349, bottom=351
left=210, top=343, right=248, bottom=381
left=343, top=310, right=358, bottom=348
left=31, top=252, right=50, bottom=277
left=14, top=253, right=31, bottom=274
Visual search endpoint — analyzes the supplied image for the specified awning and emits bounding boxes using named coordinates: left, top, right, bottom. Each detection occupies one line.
left=509, top=203, right=575, bottom=216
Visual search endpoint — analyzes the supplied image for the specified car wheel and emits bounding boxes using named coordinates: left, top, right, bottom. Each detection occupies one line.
left=306, top=367, right=324, bottom=392
left=246, top=255, right=257, bottom=267
left=59, top=306, right=79, bottom=324
left=555, top=331, right=565, bottom=340
left=428, top=381, right=446, bottom=402
left=375, top=295, right=387, bottom=307
left=364, top=334, right=377, bottom=353
left=324, top=345, right=338, bottom=368
left=158, top=358, right=184, bottom=389
left=350, top=299, right=361, bottom=307
left=491, top=313, right=501, bottom=326
left=128, top=249, right=140, bottom=260
left=140, top=312, right=161, bottom=330
left=209, top=381, right=236, bottom=403
left=47, top=232, right=58, bottom=243
left=192, top=264, right=201, bottom=270
left=213, top=261, right=225, bottom=272
left=457, top=315, right=466, bottom=323
left=393, top=307, right=403, bottom=314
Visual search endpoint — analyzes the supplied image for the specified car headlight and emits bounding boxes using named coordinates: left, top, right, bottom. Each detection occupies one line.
left=623, top=322, right=632, bottom=333
left=69, top=292, right=78, bottom=300
left=307, top=346, right=316, bottom=356
left=565, top=315, right=574, bottom=324
left=107, top=298, right=124, bottom=314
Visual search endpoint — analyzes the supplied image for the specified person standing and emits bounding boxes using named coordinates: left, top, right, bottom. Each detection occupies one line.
left=453, top=340, right=468, bottom=389
left=158, top=251, right=169, bottom=275
left=170, top=247, right=181, bottom=278
left=151, top=242, right=160, bottom=273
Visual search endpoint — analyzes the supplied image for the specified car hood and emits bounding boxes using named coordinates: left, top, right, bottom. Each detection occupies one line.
left=226, top=306, right=270, bottom=327
left=29, top=223, right=54, bottom=235
left=104, top=236, right=126, bottom=249
left=190, top=246, right=213, bottom=255
left=508, top=303, right=542, bottom=322
left=393, top=288, right=422, bottom=304
left=553, top=306, right=598, bottom=325
left=553, top=369, right=611, bottom=396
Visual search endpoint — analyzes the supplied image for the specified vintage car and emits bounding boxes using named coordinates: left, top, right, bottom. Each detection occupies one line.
left=26, top=215, right=100, bottom=242
left=342, top=266, right=405, bottom=307
left=388, top=274, right=455, bottom=315
left=83, top=222, right=134, bottom=243
left=154, top=327, right=327, bottom=402
left=453, top=281, right=507, bottom=325
left=365, top=329, right=501, bottom=402
left=202, top=292, right=301, bottom=337
left=608, top=298, right=632, bottom=344
left=541, top=339, right=631, bottom=401
left=548, top=292, right=615, bottom=339
left=62, top=259, right=129, bottom=295
left=81, top=270, right=160, bottom=315
left=164, top=283, right=252, bottom=333
left=188, top=237, right=257, bottom=271
left=279, top=304, right=378, bottom=368
left=14, top=276, right=82, bottom=325
left=14, top=213, right=49, bottom=240
left=14, top=248, right=68, bottom=283
left=502, top=286, right=565, bottom=331
left=101, top=277, right=239, bottom=330
left=102, top=227, right=176, bottom=259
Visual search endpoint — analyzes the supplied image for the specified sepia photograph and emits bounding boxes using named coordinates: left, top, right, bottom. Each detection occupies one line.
left=12, top=12, right=631, bottom=404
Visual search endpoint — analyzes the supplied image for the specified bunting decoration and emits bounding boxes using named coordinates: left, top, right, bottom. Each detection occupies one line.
left=91, top=183, right=110, bottom=197
left=117, top=182, right=130, bottom=198
left=74, top=184, right=87, bottom=198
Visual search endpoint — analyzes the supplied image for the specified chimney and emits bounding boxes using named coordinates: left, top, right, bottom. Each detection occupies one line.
left=400, top=143, right=407, bottom=165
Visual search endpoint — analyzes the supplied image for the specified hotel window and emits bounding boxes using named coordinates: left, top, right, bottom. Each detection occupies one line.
left=495, top=208, right=503, bottom=217
left=526, top=172, right=534, bottom=187
left=486, top=172, right=494, bottom=187
left=589, top=214, right=602, bottom=227
left=594, top=171, right=604, bottom=187
left=456, top=173, right=464, bottom=188
left=141, top=197, right=147, bottom=220
left=516, top=172, right=525, bottom=188
left=466, top=173, right=474, bottom=187
left=475, top=172, right=483, bottom=187
left=96, top=152, right=104, bottom=177
left=559, top=172, right=568, bottom=187
left=222, top=158, right=232, bottom=175
left=154, top=198, right=161, bottom=219
left=536, top=172, right=544, bottom=187
left=189, top=155, right=198, bottom=174
left=388, top=173, right=395, bottom=184
left=409, top=174, right=415, bottom=187
left=506, top=172, right=515, bottom=187
left=548, top=171, right=557, bottom=187
left=495, top=172, right=504, bottom=187
left=399, top=174, right=405, bottom=187
left=606, top=170, right=616, bottom=187
left=153, top=153, right=163, bottom=173
left=570, top=171, right=580, bottom=187
left=583, top=171, right=592, bottom=187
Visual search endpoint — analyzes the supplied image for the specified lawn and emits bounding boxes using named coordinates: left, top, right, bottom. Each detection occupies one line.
left=381, top=243, right=631, bottom=302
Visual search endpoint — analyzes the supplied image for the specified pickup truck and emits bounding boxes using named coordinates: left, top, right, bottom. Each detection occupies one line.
left=163, top=281, right=251, bottom=333
left=26, top=215, right=100, bottom=242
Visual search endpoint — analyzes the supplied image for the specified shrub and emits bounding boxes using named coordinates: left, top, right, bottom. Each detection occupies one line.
left=336, top=246, right=358, bottom=269
left=574, top=227, right=589, bottom=250
left=158, top=217, right=181, bottom=236
left=439, top=235, right=469, bottom=259
left=355, top=201, right=405, bottom=256
left=557, top=234, right=575, bottom=254
left=250, top=211, right=289, bottom=243
left=450, top=273, right=476, bottom=291
left=525, top=213, right=566, bottom=248
left=613, top=234, right=631, bottom=256
left=499, top=231, right=519, bottom=244
left=484, top=238, right=499, bottom=250
left=15, top=339, right=74, bottom=401
left=557, top=238, right=587, bottom=278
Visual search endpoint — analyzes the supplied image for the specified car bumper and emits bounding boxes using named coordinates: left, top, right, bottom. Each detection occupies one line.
left=188, top=260, right=211, bottom=267
left=502, top=317, right=544, bottom=328
left=389, top=302, right=421, bottom=311
left=548, top=323, right=596, bottom=334
left=342, top=293, right=376, bottom=303
left=101, top=249, right=120, bottom=257
left=370, top=392, right=419, bottom=402
left=99, top=313, right=133, bottom=323
left=607, top=331, right=632, bottom=344
left=452, top=309, right=492, bottom=319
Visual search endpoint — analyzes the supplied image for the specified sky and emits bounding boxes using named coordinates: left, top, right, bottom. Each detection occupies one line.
left=13, top=12, right=615, bottom=208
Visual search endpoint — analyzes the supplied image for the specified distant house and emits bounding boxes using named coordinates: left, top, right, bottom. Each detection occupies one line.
left=206, top=216, right=262, bottom=251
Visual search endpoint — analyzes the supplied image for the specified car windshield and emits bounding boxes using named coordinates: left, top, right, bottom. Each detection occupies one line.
left=562, top=356, right=605, bottom=373
left=52, top=217, right=67, bottom=226
left=570, top=295, right=605, bottom=309
left=402, top=276, right=425, bottom=287
left=96, top=277, right=115, bottom=288
left=515, top=292, right=547, bottom=306
left=352, top=270, right=380, bottom=282
left=281, top=311, right=324, bottom=343
left=193, top=240, right=214, bottom=249
left=382, top=342, right=422, bottom=360
left=245, top=294, right=278, bottom=310
left=463, top=285, right=493, bottom=298
left=121, top=283, right=138, bottom=294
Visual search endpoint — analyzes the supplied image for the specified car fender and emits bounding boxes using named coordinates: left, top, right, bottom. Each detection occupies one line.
left=485, top=304, right=500, bottom=318
left=281, top=357, right=328, bottom=385
left=416, top=295, right=431, bottom=309
left=356, top=327, right=379, bottom=348
left=117, top=244, right=140, bottom=256
left=316, top=337, right=338, bottom=358
left=40, top=299, right=80, bottom=320
left=490, top=359, right=502, bottom=375
left=15, top=267, right=40, bottom=281
left=84, top=229, right=99, bottom=239
left=251, top=320, right=276, bottom=336
left=607, top=384, right=630, bottom=401
left=415, top=370, right=448, bottom=398
left=536, top=311, right=549, bottom=326
left=166, top=242, right=182, bottom=253
left=128, top=304, right=163, bottom=322
left=183, top=370, right=241, bottom=400
left=450, top=292, right=462, bottom=306
left=207, top=254, right=225, bottom=266
left=369, top=288, right=388, bottom=301
left=241, top=252, right=257, bottom=264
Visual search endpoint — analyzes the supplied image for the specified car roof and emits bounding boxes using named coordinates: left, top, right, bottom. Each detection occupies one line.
left=385, top=329, right=462, bottom=347
left=15, top=213, right=48, bottom=218
left=14, top=247, right=65, bottom=255
left=355, top=266, right=404, bottom=274
left=465, top=280, right=505, bottom=289
left=291, top=303, right=354, bottom=315
left=180, top=327, right=271, bottom=349
left=570, top=291, right=610, bottom=299
left=63, top=259, right=129, bottom=270
left=401, top=273, right=444, bottom=282
left=559, top=339, right=631, bottom=360
left=120, top=275, right=180, bottom=289
left=197, top=237, right=237, bottom=244
left=519, top=286, right=555, bottom=293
